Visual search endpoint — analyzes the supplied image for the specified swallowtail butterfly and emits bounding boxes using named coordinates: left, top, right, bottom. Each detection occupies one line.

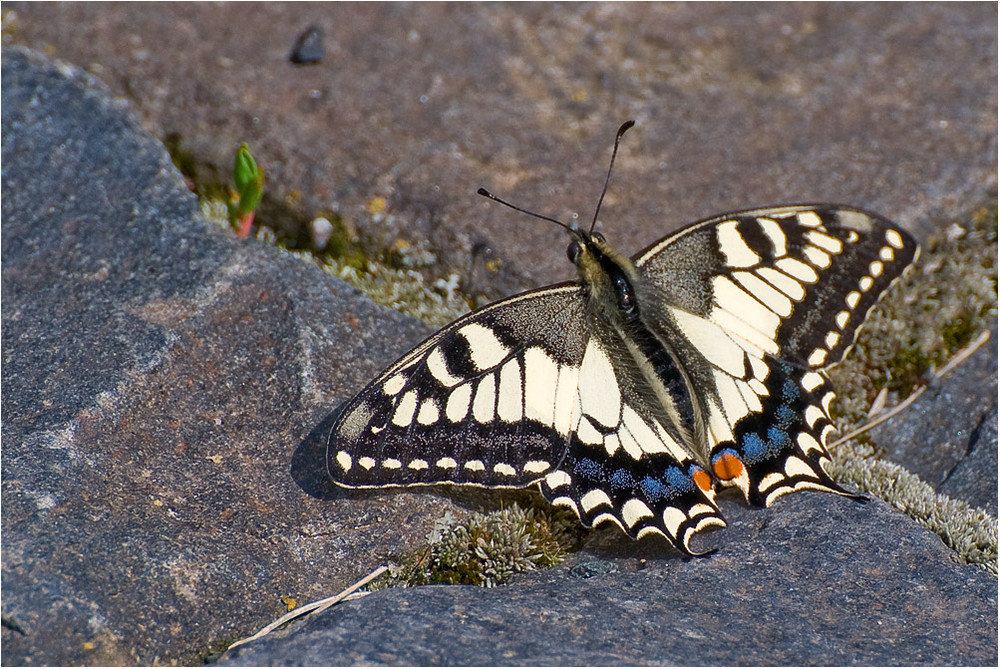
left=327, top=121, right=918, bottom=555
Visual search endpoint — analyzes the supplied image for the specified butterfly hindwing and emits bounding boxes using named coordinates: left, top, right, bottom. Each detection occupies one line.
left=537, top=334, right=725, bottom=554
left=635, top=206, right=918, bottom=506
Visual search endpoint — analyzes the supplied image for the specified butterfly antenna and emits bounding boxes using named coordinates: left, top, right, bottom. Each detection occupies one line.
left=476, top=187, right=576, bottom=235
left=589, top=119, right=635, bottom=234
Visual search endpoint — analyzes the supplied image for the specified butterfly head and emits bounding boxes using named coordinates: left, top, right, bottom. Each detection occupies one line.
left=567, top=228, right=641, bottom=320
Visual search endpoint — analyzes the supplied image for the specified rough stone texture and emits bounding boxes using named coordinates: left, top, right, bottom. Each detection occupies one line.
left=941, top=404, right=999, bottom=516
left=873, top=326, right=999, bottom=516
left=217, top=496, right=997, bottom=666
left=2, top=2, right=997, bottom=665
left=5, top=3, right=997, bottom=299
left=1, top=47, right=451, bottom=665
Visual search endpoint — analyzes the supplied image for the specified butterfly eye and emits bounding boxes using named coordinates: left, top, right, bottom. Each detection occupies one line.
left=592, top=232, right=606, bottom=244
left=567, top=241, right=582, bottom=263
left=614, top=274, right=636, bottom=313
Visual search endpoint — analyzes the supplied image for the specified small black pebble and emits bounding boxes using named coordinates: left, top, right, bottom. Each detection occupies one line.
left=290, top=25, right=324, bottom=64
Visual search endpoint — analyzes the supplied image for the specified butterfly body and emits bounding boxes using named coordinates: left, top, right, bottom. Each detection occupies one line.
left=327, top=128, right=917, bottom=555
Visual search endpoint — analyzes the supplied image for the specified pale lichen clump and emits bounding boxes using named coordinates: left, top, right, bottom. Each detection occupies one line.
left=370, top=504, right=581, bottom=588
left=319, top=255, right=468, bottom=328
left=827, top=204, right=998, bottom=574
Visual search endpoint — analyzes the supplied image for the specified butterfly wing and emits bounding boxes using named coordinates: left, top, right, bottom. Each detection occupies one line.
left=329, top=284, right=590, bottom=488
left=328, top=203, right=914, bottom=554
left=537, top=334, right=724, bottom=555
left=634, top=205, right=918, bottom=506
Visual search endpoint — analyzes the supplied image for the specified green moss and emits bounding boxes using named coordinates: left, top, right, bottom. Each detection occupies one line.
left=189, top=186, right=469, bottom=327
left=163, top=133, right=199, bottom=181
left=370, top=503, right=581, bottom=589
left=830, top=204, right=997, bottom=419
left=313, top=212, right=370, bottom=271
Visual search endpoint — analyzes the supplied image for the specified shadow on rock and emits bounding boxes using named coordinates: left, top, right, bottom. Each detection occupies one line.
left=291, top=405, right=347, bottom=500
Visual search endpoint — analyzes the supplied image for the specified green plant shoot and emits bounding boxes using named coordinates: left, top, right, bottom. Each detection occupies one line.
left=230, top=143, right=264, bottom=238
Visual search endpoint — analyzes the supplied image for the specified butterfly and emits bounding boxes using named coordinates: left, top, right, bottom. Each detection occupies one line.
left=327, top=120, right=918, bottom=556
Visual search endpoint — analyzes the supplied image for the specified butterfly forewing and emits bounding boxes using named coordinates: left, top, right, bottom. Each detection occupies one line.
left=329, top=285, right=591, bottom=488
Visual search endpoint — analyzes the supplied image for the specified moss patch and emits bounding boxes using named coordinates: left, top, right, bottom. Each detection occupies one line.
left=369, top=503, right=581, bottom=588
left=830, top=205, right=997, bottom=420
left=200, top=200, right=470, bottom=329
left=827, top=203, right=998, bottom=574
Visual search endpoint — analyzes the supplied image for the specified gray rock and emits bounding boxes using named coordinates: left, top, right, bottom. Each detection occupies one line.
left=6, top=3, right=996, bottom=297
left=289, top=25, right=324, bottom=65
left=941, top=403, right=999, bottom=516
left=873, top=326, right=998, bottom=515
left=2, top=47, right=444, bottom=665
left=217, top=495, right=997, bottom=666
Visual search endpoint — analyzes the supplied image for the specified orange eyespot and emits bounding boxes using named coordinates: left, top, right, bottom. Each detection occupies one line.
left=713, top=451, right=746, bottom=481
left=692, top=467, right=713, bottom=493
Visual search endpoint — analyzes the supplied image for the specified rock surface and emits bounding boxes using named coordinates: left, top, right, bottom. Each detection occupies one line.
left=873, top=326, right=999, bottom=516
left=6, top=3, right=997, bottom=298
left=219, top=494, right=997, bottom=666
left=2, top=2, right=997, bottom=665
left=2, top=48, right=444, bottom=665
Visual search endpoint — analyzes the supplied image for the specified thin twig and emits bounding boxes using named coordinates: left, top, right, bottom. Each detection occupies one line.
left=227, top=565, right=388, bottom=651
left=831, top=329, right=992, bottom=448
left=831, top=386, right=927, bottom=447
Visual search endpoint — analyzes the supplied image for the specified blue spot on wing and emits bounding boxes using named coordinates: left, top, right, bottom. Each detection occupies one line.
left=775, top=404, right=796, bottom=428
left=782, top=374, right=800, bottom=401
left=767, top=426, right=792, bottom=450
left=665, top=466, right=694, bottom=492
left=609, top=467, right=636, bottom=490
left=740, top=433, right=767, bottom=462
left=639, top=476, right=670, bottom=502
left=639, top=467, right=694, bottom=502
left=575, top=457, right=603, bottom=480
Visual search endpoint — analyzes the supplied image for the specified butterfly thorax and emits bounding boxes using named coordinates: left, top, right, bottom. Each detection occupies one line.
left=569, top=230, right=700, bottom=458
